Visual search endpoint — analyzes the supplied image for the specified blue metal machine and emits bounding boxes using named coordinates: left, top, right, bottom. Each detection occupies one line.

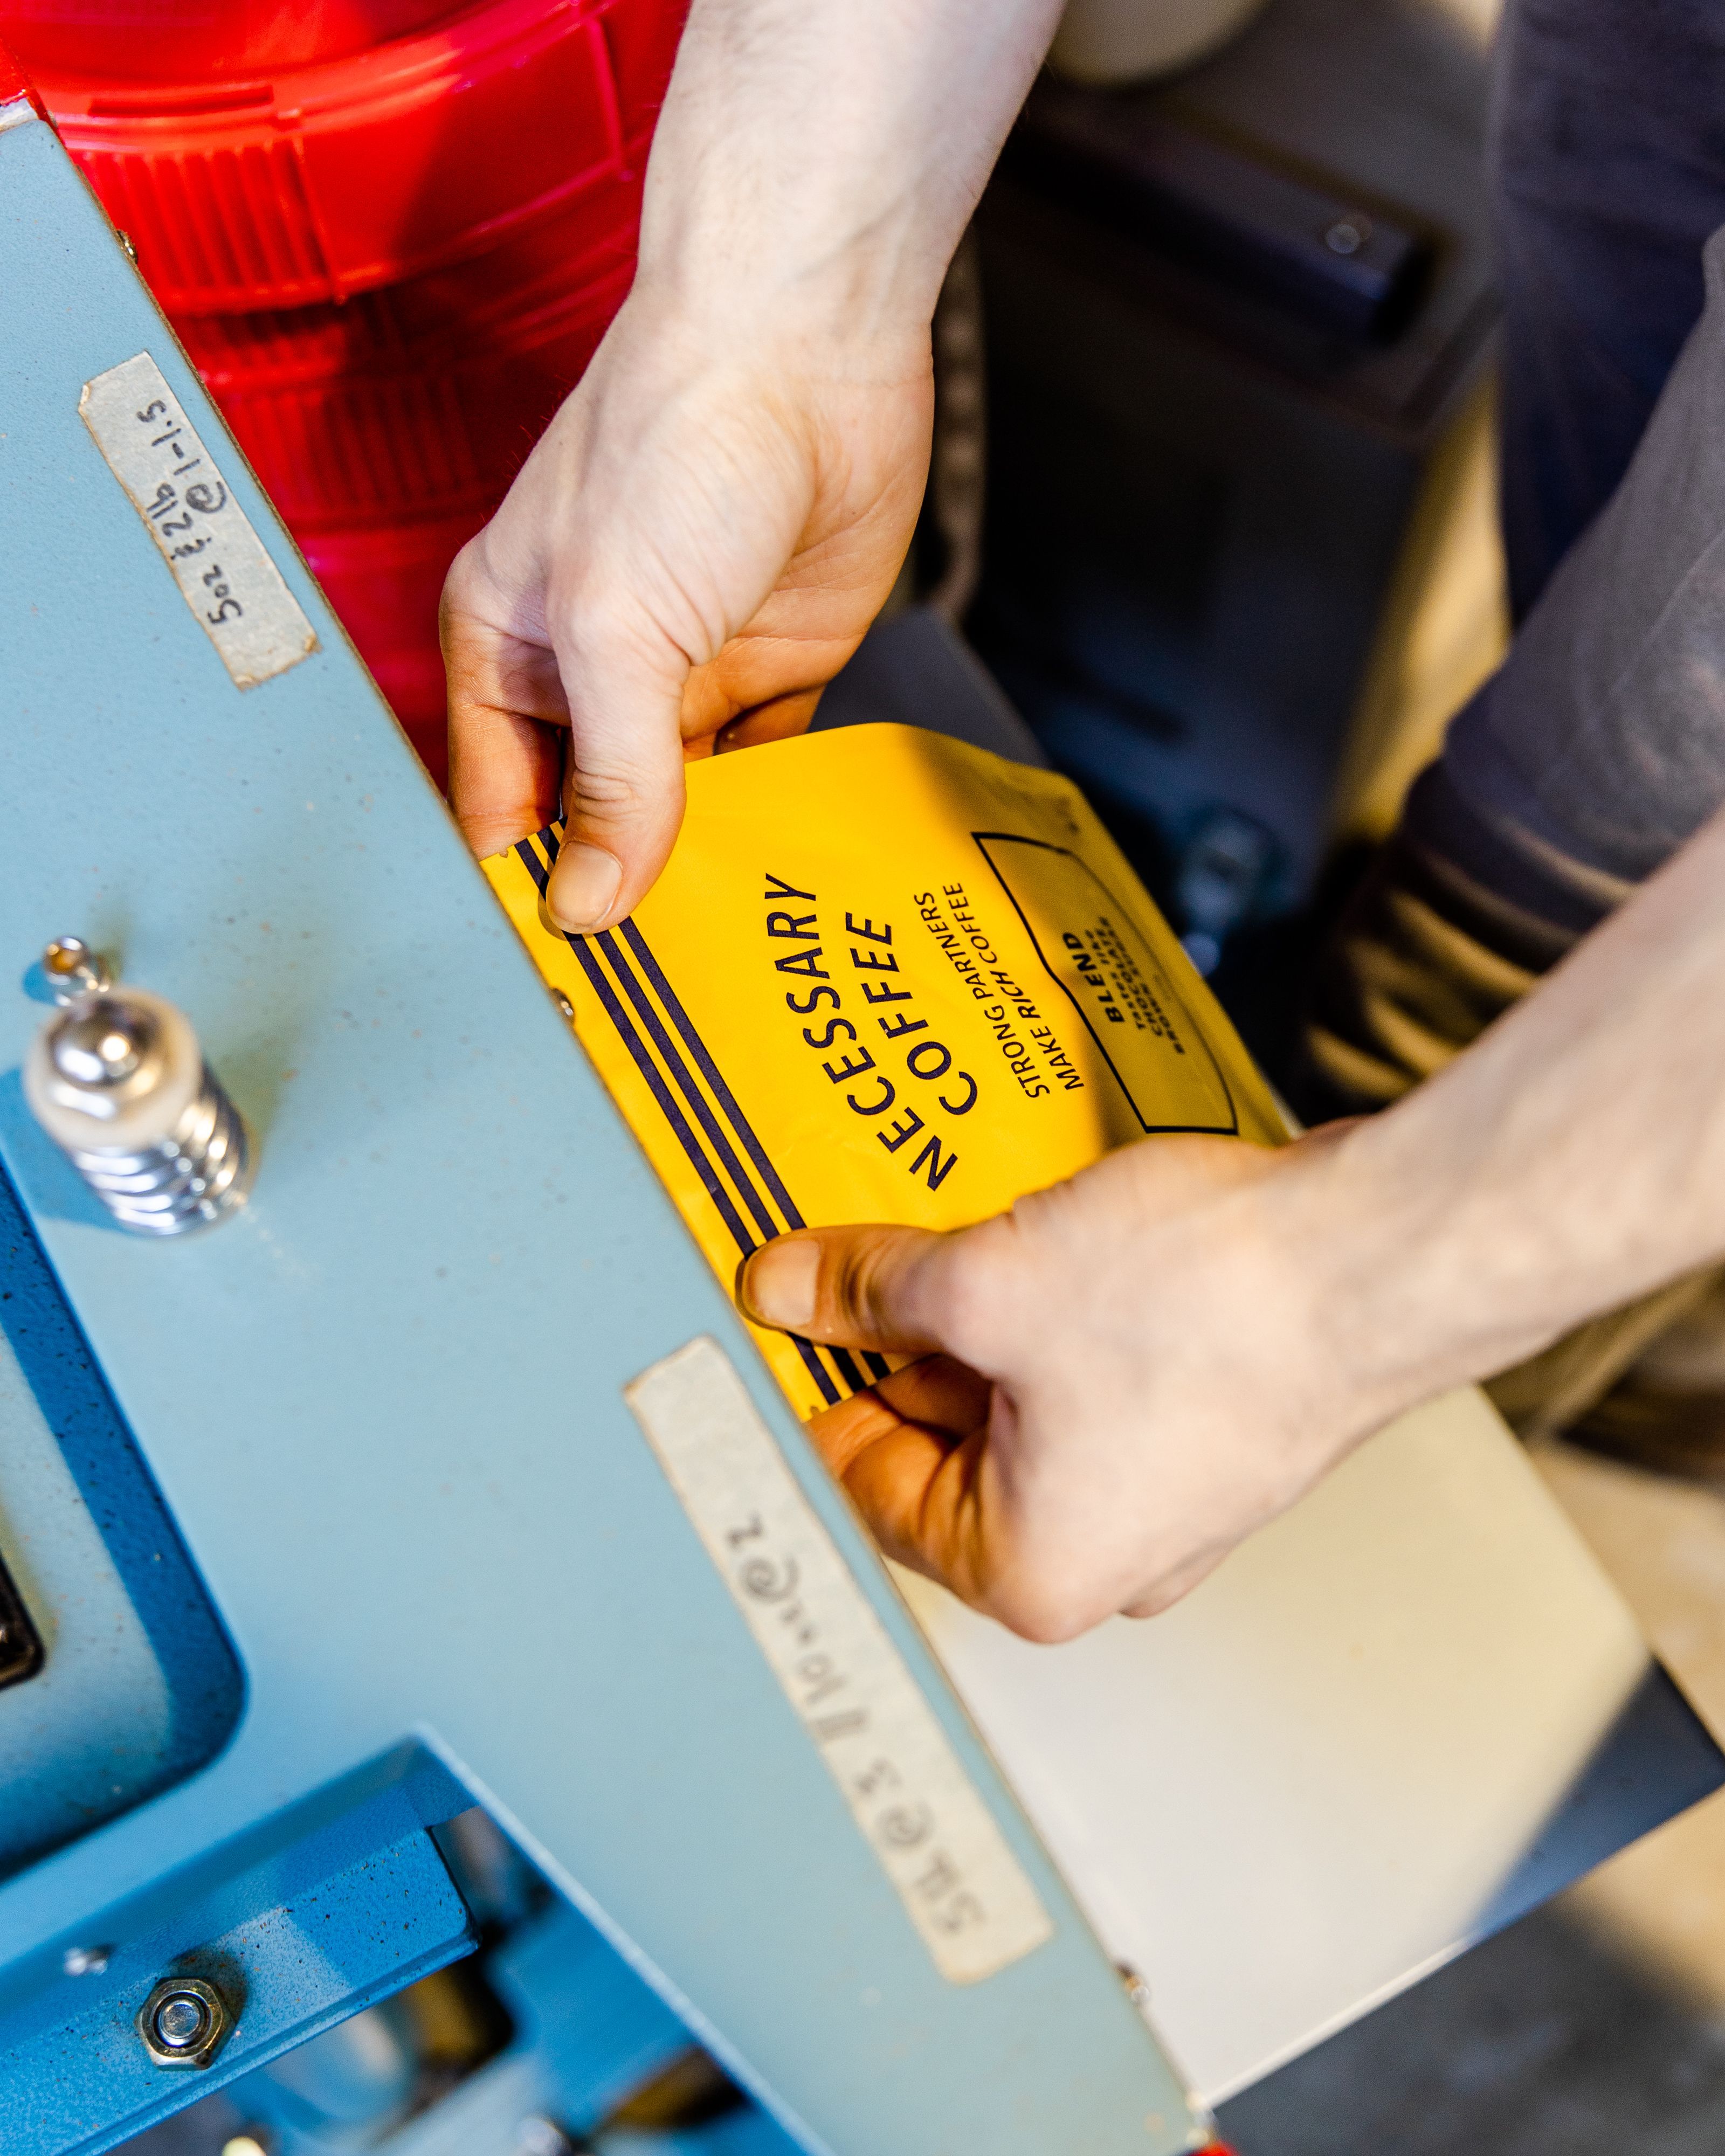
left=0, top=74, right=1219, bottom=2156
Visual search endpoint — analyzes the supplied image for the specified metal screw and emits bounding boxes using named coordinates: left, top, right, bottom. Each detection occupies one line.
left=62, top=1945, right=111, bottom=1978
left=1116, top=1961, right=1154, bottom=2020
left=515, top=2119, right=575, bottom=2156
left=43, top=936, right=113, bottom=1005
left=136, top=1976, right=232, bottom=2069
left=1323, top=216, right=1371, bottom=257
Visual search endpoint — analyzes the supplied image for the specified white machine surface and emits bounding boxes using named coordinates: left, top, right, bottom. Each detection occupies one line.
left=902, top=1382, right=1701, bottom=2099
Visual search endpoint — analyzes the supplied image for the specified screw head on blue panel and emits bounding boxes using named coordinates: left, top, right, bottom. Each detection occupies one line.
left=136, top=1977, right=232, bottom=2069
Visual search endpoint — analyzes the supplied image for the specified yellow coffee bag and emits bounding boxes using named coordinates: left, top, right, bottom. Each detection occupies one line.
left=485, top=724, right=1285, bottom=1418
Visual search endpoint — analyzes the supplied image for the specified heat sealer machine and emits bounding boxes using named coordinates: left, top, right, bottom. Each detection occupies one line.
left=3, top=56, right=1722, bottom=2156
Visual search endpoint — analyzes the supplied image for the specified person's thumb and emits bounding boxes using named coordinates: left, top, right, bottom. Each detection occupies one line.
left=544, top=620, right=689, bottom=934
left=738, top=1225, right=954, bottom=1355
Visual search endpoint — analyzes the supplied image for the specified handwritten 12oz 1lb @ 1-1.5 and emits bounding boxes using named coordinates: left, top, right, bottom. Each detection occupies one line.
left=485, top=722, right=1287, bottom=1421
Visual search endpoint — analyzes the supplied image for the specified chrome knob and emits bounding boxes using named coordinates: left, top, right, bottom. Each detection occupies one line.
left=25, top=942, right=253, bottom=1236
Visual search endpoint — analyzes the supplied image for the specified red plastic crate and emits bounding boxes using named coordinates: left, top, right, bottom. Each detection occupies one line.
left=0, top=2, right=463, bottom=79
left=12, top=0, right=678, bottom=312
left=0, top=23, right=39, bottom=111
left=1, top=0, right=688, bottom=779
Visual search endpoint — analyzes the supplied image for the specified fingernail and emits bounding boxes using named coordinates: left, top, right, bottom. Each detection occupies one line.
left=742, top=1237, right=820, bottom=1331
left=547, top=842, right=623, bottom=931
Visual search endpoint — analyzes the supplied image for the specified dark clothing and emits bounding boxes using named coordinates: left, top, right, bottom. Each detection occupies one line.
left=1299, top=1, right=1725, bottom=1450
left=1412, top=0, right=1725, bottom=931
left=1492, top=0, right=1725, bottom=623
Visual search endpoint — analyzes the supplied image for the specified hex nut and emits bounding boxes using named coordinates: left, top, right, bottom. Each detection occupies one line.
left=136, top=1977, right=232, bottom=2069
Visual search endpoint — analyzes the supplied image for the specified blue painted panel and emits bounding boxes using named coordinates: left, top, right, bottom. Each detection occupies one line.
left=231, top=1901, right=694, bottom=2156
left=489, top=1905, right=693, bottom=2134
left=0, top=105, right=1209, bottom=2156
left=0, top=1155, right=244, bottom=1871
left=1, top=1823, right=473, bottom=2156
left=595, top=2115, right=805, bottom=2156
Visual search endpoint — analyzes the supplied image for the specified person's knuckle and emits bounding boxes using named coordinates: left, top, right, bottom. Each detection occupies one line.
left=565, top=761, right=646, bottom=819
left=971, top=1502, right=1115, bottom=1643
left=828, top=1236, right=896, bottom=1335
left=988, top=1567, right=1097, bottom=1646
left=440, top=534, right=480, bottom=597
left=929, top=1228, right=1015, bottom=1362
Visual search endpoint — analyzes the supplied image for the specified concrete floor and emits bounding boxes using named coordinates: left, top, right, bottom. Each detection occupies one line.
left=1219, top=1441, right=1725, bottom=2154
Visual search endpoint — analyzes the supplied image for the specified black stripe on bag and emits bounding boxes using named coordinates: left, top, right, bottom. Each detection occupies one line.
left=594, top=931, right=872, bottom=1401
left=620, top=921, right=891, bottom=1390
left=564, top=935, right=761, bottom=1266
left=514, top=838, right=550, bottom=895
left=592, top=931, right=781, bottom=1246
left=620, top=917, right=807, bottom=1228
left=526, top=822, right=880, bottom=1404
left=564, top=933, right=844, bottom=1407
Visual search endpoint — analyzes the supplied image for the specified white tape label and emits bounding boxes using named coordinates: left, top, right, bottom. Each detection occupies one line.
left=80, top=352, right=318, bottom=690
left=626, top=1336, right=1054, bottom=1984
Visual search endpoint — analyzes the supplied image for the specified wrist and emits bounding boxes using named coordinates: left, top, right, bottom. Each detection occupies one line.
left=629, top=0, right=1063, bottom=355
left=1215, top=1128, right=1432, bottom=1463
left=632, top=156, right=955, bottom=360
left=1208, top=1119, right=1499, bottom=1476
left=622, top=251, right=935, bottom=388
left=1303, top=1105, right=1562, bottom=1427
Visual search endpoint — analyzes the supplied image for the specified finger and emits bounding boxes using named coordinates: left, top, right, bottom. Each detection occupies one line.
left=442, top=588, right=569, bottom=857
left=805, top=1358, right=995, bottom=1595
left=682, top=689, right=824, bottom=764
left=546, top=617, right=689, bottom=934
left=843, top=1423, right=993, bottom=1600
left=679, top=627, right=854, bottom=751
left=739, top=1225, right=954, bottom=1355
left=713, top=688, right=826, bottom=754
left=806, top=1355, right=990, bottom=1479
left=868, top=1353, right=992, bottom=1434
left=448, top=701, right=564, bottom=860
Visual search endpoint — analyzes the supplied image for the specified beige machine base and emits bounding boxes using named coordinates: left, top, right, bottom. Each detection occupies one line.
left=900, top=1384, right=1710, bottom=2101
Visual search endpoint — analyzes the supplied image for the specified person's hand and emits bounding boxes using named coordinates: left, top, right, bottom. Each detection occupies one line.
left=441, top=294, right=931, bottom=932
left=439, top=0, right=1071, bottom=927
left=737, top=1123, right=1437, bottom=1641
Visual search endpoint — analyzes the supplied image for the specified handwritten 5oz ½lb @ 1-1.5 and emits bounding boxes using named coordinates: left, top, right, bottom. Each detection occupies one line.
left=484, top=722, right=1286, bottom=1419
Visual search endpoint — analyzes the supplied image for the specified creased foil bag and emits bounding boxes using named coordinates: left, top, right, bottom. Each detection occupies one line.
left=485, top=723, right=1285, bottom=1418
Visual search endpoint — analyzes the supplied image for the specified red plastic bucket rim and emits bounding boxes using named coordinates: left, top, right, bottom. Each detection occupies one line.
left=29, top=0, right=622, bottom=130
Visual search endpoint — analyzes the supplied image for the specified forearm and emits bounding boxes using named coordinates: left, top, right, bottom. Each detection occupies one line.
left=636, top=0, right=1064, bottom=342
left=1325, top=800, right=1725, bottom=1414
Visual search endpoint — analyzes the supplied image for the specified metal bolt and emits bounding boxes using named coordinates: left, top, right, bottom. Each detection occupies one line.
left=136, top=1976, right=232, bottom=2069
left=62, top=1945, right=111, bottom=1978
left=43, top=936, right=113, bottom=1004
left=1116, top=1961, right=1154, bottom=2019
left=157, top=1997, right=203, bottom=2044
left=515, top=2119, right=574, bottom=2156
